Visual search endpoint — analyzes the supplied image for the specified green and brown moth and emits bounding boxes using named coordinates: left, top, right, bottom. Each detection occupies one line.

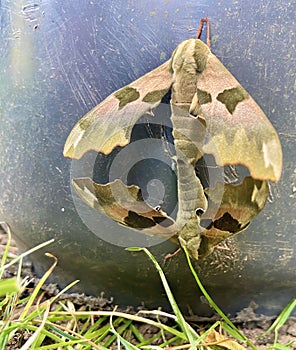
left=64, top=18, right=282, bottom=260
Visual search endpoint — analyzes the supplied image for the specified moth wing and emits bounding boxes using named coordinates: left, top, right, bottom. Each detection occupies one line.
left=199, top=177, right=269, bottom=257
left=195, top=50, right=282, bottom=182
left=64, top=60, right=173, bottom=159
left=72, top=177, right=178, bottom=238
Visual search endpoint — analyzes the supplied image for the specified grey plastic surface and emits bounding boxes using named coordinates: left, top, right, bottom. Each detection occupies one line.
left=0, top=0, right=295, bottom=316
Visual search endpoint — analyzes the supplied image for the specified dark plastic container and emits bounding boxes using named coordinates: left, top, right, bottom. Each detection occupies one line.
left=0, top=0, right=295, bottom=316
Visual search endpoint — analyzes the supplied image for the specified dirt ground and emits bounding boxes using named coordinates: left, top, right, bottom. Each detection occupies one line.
left=1, top=227, right=295, bottom=349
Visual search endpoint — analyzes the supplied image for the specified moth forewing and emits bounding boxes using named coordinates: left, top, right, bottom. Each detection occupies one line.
left=194, top=47, right=282, bottom=182
left=64, top=60, right=173, bottom=159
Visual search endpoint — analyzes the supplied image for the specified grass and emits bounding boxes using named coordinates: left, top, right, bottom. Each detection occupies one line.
left=0, top=224, right=295, bottom=349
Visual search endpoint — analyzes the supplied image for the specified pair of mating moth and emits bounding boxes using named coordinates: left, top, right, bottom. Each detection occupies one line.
left=64, top=19, right=282, bottom=260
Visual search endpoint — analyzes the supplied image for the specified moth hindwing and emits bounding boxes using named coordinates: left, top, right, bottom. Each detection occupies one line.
left=64, top=19, right=282, bottom=260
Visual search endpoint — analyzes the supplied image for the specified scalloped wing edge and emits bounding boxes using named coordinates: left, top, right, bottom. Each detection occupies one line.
left=72, top=177, right=178, bottom=238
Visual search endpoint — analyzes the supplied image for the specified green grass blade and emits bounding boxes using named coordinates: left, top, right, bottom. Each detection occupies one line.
left=127, top=247, right=198, bottom=346
left=20, top=253, right=57, bottom=319
left=0, top=223, right=12, bottom=277
left=0, top=239, right=55, bottom=274
left=261, top=299, right=296, bottom=338
left=267, top=343, right=295, bottom=350
left=109, top=315, right=139, bottom=350
left=182, top=246, right=257, bottom=350
left=19, top=301, right=51, bottom=350
left=1, top=238, right=294, bottom=349
left=0, top=278, right=20, bottom=296
left=129, top=323, right=146, bottom=343
left=221, top=322, right=249, bottom=342
left=50, top=279, right=80, bottom=304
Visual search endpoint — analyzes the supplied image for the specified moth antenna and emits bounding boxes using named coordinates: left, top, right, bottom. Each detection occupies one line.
left=196, top=17, right=211, bottom=48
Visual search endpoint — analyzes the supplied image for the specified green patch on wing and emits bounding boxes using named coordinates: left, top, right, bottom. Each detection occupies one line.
left=196, top=88, right=212, bottom=105
left=63, top=60, right=173, bottom=159
left=124, top=211, right=157, bottom=229
left=78, top=112, right=96, bottom=130
left=142, top=89, right=170, bottom=103
left=212, top=212, right=242, bottom=233
left=72, top=178, right=177, bottom=237
left=197, top=177, right=269, bottom=258
left=216, top=86, right=249, bottom=114
left=114, top=86, right=140, bottom=108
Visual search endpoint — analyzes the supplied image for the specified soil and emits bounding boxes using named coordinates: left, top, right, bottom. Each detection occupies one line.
left=1, top=227, right=295, bottom=349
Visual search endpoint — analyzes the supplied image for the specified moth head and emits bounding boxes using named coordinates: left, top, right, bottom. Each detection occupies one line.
left=170, top=39, right=210, bottom=75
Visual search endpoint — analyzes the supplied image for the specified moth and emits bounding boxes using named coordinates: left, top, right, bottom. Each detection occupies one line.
left=64, top=18, right=282, bottom=260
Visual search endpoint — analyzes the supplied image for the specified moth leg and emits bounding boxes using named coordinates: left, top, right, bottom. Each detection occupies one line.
left=215, top=245, right=231, bottom=252
left=196, top=17, right=211, bottom=48
left=164, top=248, right=181, bottom=260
